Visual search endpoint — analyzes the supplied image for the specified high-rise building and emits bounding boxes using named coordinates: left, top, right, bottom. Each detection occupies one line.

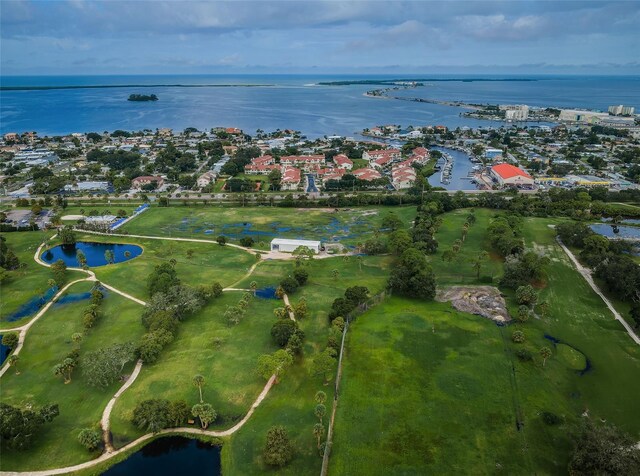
left=608, top=105, right=635, bottom=116
left=500, top=104, right=530, bottom=121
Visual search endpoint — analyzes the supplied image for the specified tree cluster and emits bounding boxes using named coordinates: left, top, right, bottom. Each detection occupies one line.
left=0, top=402, right=59, bottom=451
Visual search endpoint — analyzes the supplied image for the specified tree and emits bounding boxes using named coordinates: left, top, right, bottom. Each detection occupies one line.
left=1, top=332, right=19, bottom=350
left=516, top=285, right=538, bottom=308
left=471, top=251, right=489, bottom=279
left=630, top=304, right=640, bottom=329
left=53, top=357, right=76, bottom=384
left=540, top=346, right=552, bottom=367
left=314, top=391, right=327, bottom=405
left=293, top=268, right=309, bottom=286
left=388, top=248, right=436, bottom=300
left=271, top=320, right=298, bottom=347
left=279, top=277, right=299, bottom=294
left=313, top=423, right=325, bottom=450
left=331, top=269, right=339, bottom=281
left=83, top=343, right=135, bottom=388
left=51, top=259, right=67, bottom=287
left=381, top=212, right=403, bottom=231
left=191, top=403, right=216, bottom=429
left=72, top=332, right=83, bottom=347
left=167, top=400, right=190, bottom=427
left=147, top=262, right=180, bottom=296
left=138, top=330, right=173, bottom=363
left=132, top=399, right=170, bottom=433
left=314, top=403, right=326, bottom=424
left=216, top=235, right=227, bottom=246
left=344, top=286, right=369, bottom=306
left=7, top=355, right=20, bottom=375
left=192, top=374, right=205, bottom=403
left=211, top=282, right=223, bottom=298
left=263, top=426, right=294, bottom=468
left=77, top=428, right=101, bottom=451
left=310, top=348, right=336, bottom=385
left=257, top=349, right=294, bottom=383
left=516, top=305, right=531, bottom=323
left=538, top=302, right=551, bottom=319
left=59, top=226, right=76, bottom=245
left=294, top=298, right=308, bottom=320
left=104, top=249, right=115, bottom=265
left=569, top=421, right=640, bottom=475
left=388, top=230, right=412, bottom=255
left=0, top=402, right=59, bottom=450
left=292, top=246, right=315, bottom=263
left=240, top=237, right=255, bottom=248
left=250, top=281, right=258, bottom=295
left=76, top=249, right=87, bottom=268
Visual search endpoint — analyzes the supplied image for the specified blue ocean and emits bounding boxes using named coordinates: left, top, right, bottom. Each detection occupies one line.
left=1, top=75, right=638, bottom=137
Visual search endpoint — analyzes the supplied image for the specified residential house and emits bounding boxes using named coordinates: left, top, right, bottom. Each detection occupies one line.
left=281, top=167, right=301, bottom=190
left=333, top=154, right=353, bottom=170
left=352, top=168, right=382, bottom=181
left=197, top=172, right=217, bottom=188
left=132, top=176, right=164, bottom=189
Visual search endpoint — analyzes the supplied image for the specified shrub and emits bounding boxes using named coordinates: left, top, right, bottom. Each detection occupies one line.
left=77, top=428, right=101, bottom=451
left=512, top=330, right=526, bottom=343
left=216, top=235, right=227, bottom=246
left=541, top=411, right=563, bottom=426
left=515, top=348, right=533, bottom=361
left=1, top=332, right=19, bottom=350
left=293, top=268, right=309, bottom=286
left=279, top=277, right=299, bottom=294
left=263, top=426, right=294, bottom=468
left=239, top=237, right=254, bottom=247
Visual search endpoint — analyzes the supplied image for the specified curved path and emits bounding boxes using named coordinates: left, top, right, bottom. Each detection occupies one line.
left=557, top=238, right=640, bottom=345
left=1, top=232, right=282, bottom=475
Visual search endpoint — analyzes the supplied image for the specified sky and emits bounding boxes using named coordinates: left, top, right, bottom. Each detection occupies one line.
left=1, top=0, right=639, bottom=76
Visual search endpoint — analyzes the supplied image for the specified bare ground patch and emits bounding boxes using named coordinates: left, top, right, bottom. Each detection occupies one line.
left=436, top=286, right=511, bottom=324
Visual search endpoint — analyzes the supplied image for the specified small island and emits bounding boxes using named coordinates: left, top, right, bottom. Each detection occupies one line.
left=128, top=93, right=158, bottom=102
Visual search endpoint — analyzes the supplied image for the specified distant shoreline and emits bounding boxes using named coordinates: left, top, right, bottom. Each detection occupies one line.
left=0, top=84, right=274, bottom=91
left=320, top=78, right=539, bottom=86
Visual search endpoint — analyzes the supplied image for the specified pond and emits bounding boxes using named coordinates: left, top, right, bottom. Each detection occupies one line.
left=41, top=242, right=143, bottom=267
left=0, top=337, right=10, bottom=365
left=3, top=286, right=57, bottom=322
left=103, top=436, right=221, bottom=476
left=590, top=223, right=640, bottom=240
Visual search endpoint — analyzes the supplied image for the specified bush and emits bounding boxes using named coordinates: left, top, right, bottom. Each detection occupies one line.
left=515, top=348, right=533, bottom=361
left=239, top=237, right=254, bottom=247
left=216, top=235, right=227, bottom=246
left=541, top=411, right=563, bottom=426
left=77, top=428, right=101, bottom=451
left=279, top=277, right=299, bottom=294
left=293, top=268, right=309, bottom=286
left=263, top=426, right=294, bottom=468
left=512, top=330, right=525, bottom=343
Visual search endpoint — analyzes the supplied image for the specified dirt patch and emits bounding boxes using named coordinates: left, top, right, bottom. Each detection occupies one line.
left=437, top=286, right=511, bottom=324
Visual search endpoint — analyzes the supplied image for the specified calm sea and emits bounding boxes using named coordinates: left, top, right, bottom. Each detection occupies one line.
left=1, top=75, right=638, bottom=137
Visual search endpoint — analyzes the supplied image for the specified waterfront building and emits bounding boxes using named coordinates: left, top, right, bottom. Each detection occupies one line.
left=608, top=105, right=635, bottom=116
left=559, top=109, right=609, bottom=124
left=362, top=148, right=401, bottom=163
left=491, top=164, right=534, bottom=188
left=501, top=105, right=530, bottom=121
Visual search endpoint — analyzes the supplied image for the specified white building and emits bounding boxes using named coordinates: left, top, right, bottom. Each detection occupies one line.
left=501, top=105, right=529, bottom=121
left=608, top=105, right=635, bottom=116
left=559, top=109, right=609, bottom=124
left=270, top=238, right=322, bottom=254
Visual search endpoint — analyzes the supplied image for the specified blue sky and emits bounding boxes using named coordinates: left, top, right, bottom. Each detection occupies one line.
left=1, top=0, right=639, bottom=75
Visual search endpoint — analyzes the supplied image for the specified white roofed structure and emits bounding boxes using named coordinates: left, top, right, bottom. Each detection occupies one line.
left=270, top=238, right=322, bottom=253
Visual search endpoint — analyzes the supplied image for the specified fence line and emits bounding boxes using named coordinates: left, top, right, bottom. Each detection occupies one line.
left=320, top=290, right=388, bottom=476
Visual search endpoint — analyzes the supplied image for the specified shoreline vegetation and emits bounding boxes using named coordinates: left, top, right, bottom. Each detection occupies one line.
left=0, top=84, right=274, bottom=91
left=319, top=78, right=539, bottom=85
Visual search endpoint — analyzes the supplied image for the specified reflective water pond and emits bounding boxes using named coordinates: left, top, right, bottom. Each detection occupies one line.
left=41, top=242, right=142, bottom=267
left=103, top=436, right=221, bottom=476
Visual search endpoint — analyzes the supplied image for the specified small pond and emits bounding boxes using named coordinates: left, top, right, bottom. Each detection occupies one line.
left=3, top=286, right=57, bottom=322
left=41, top=242, right=142, bottom=267
left=103, top=436, right=221, bottom=476
left=0, top=337, right=10, bottom=365
left=255, top=286, right=278, bottom=299
left=590, top=223, right=640, bottom=240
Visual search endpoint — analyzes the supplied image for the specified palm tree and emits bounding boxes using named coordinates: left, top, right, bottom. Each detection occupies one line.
left=315, top=403, right=326, bottom=424
left=250, top=281, right=258, bottom=296
left=314, top=391, right=327, bottom=405
left=313, top=423, right=325, bottom=449
left=72, top=333, right=83, bottom=347
left=8, top=355, right=20, bottom=375
left=193, top=374, right=205, bottom=403
left=540, top=347, right=552, bottom=367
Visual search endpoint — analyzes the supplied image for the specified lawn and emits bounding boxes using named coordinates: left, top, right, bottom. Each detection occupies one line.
left=108, top=291, right=281, bottom=447
left=329, top=212, right=640, bottom=474
left=120, top=205, right=417, bottom=249
left=0, top=231, right=84, bottom=327
left=0, top=281, right=145, bottom=471
left=71, top=233, right=256, bottom=301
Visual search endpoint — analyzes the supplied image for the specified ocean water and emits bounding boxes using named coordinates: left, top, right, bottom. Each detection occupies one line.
left=1, top=75, right=638, bottom=137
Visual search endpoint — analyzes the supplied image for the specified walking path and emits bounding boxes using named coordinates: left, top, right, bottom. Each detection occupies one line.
left=282, top=293, right=296, bottom=321
left=557, top=238, right=640, bottom=346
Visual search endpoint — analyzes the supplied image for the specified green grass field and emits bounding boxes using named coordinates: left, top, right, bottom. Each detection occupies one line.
left=0, top=231, right=84, bottom=327
left=0, top=281, right=145, bottom=471
left=329, top=211, right=640, bottom=475
left=120, top=205, right=417, bottom=248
